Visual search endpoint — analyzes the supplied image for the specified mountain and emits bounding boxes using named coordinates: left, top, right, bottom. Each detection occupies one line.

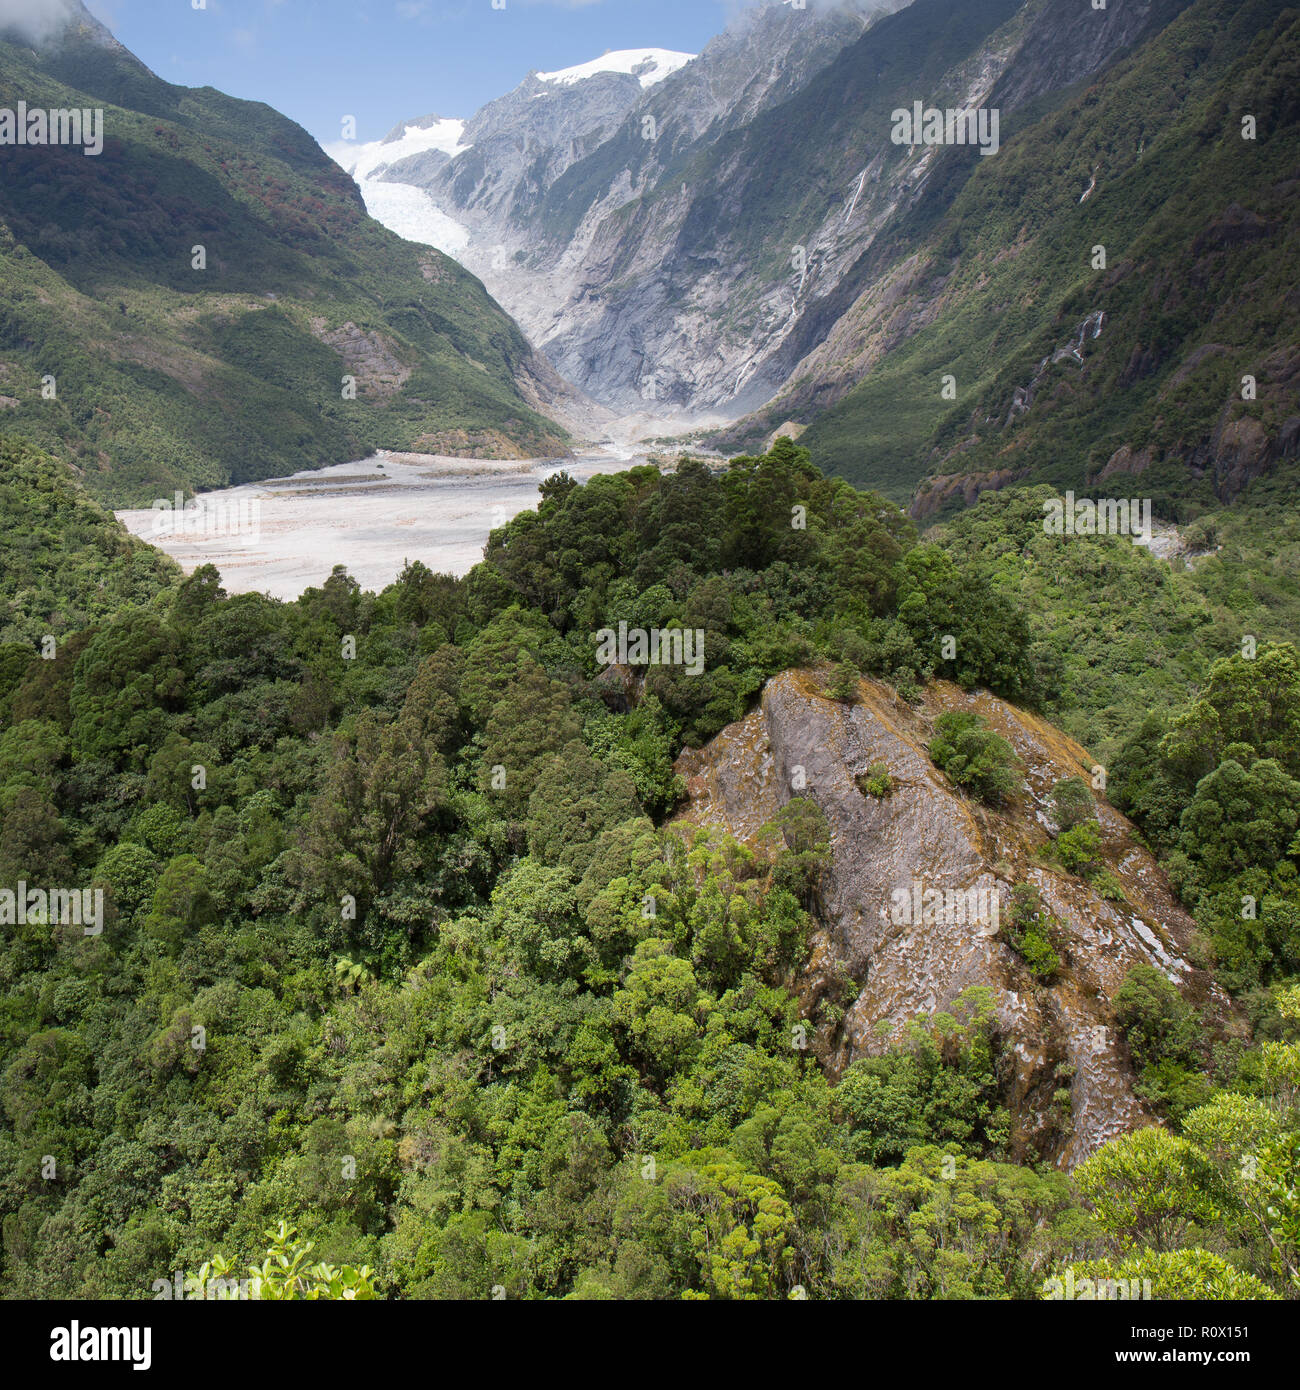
left=333, top=48, right=699, bottom=254
left=0, top=2, right=571, bottom=506
left=357, top=0, right=889, bottom=414
left=353, top=0, right=1297, bottom=522
left=735, top=0, right=1300, bottom=515
left=354, top=0, right=1186, bottom=419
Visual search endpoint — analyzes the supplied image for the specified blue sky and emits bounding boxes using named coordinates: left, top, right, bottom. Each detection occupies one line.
left=84, top=0, right=756, bottom=147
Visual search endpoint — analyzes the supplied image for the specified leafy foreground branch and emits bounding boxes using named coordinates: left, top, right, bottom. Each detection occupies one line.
left=180, top=1223, right=379, bottom=1300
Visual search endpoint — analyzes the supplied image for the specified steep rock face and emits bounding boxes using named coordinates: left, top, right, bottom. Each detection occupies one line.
left=910, top=466, right=1030, bottom=518
left=718, top=0, right=1193, bottom=443
left=395, top=72, right=650, bottom=231
left=376, top=0, right=887, bottom=411
left=371, top=0, right=1179, bottom=423
left=744, top=0, right=1299, bottom=509
left=673, top=669, right=1237, bottom=1167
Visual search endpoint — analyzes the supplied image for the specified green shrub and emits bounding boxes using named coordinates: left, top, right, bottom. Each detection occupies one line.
left=1019, top=928, right=1062, bottom=980
left=929, top=710, right=1022, bottom=805
left=824, top=662, right=860, bottom=703
left=1112, top=964, right=1211, bottom=1124
left=1004, top=883, right=1061, bottom=980
left=857, top=763, right=893, bottom=798
left=1051, top=776, right=1096, bottom=831
left=1113, top=964, right=1201, bottom=1070
left=1093, top=869, right=1126, bottom=902
left=1055, top=821, right=1104, bottom=876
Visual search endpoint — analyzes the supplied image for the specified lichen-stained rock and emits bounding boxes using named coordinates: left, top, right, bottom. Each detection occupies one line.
left=672, top=669, right=1239, bottom=1168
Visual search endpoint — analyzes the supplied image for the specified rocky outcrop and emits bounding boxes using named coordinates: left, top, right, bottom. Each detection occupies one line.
left=1203, top=343, right=1300, bottom=497
left=910, top=466, right=1029, bottom=518
left=1001, top=311, right=1106, bottom=427
left=673, top=669, right=1238, bottom=1167
left=312, top=320, right=412, bottom=398
left=1095, top=342, right=1300, bottom=498
left=763, top=421, right=808, bottom=452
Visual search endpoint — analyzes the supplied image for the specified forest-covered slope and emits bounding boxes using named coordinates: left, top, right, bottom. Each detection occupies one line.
left=750, top=0, right=1300, bottom=514
left=1, top=438, right=1297, bottom=1300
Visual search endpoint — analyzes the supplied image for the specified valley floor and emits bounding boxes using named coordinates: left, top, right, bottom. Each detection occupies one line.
left=114, top=406, right=731, bottom=601
left=115, top=449, right=631, bottom=600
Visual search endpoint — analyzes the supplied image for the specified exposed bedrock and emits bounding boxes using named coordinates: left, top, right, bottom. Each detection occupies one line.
left=673, top=669, right=1240, bottom=1167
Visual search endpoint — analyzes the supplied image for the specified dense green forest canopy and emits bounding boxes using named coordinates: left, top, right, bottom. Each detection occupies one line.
left=1, top=435, right=1298, bottom=1300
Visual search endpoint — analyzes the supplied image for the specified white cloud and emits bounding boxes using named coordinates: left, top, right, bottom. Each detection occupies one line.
left=0, top=0, right=79, bottom=46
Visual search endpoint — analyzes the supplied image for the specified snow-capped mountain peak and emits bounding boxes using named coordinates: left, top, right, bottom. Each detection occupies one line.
left=325, top=117, right=468, bottom=183
left=534, top=48, right=695, bottom=90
